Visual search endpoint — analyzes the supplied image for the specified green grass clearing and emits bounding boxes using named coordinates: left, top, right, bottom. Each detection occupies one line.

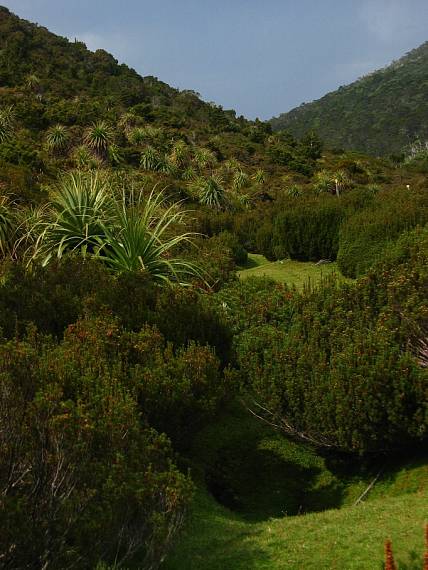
left=238, top=254, right=351, bottom=289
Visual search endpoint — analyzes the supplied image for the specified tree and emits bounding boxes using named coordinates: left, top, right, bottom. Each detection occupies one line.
left=83, top=121, right=114, bottom=160
left=46, top=124, right=70, bottom=153
left=190, top=175, right=228, bottom=210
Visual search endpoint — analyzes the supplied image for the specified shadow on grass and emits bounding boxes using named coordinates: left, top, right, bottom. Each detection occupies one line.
left=189, top=405, right=345, bottom=523
left=237, top=256, right=263, bottom=270
left=163, top=491, right=270, bottom=570
left=205, top=444, right=345, bottom=522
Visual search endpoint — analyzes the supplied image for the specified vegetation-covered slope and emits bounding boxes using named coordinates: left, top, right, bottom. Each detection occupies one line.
left=270, top=41, right=428, bottom=155
left=0, top=6, right=426, bottom=569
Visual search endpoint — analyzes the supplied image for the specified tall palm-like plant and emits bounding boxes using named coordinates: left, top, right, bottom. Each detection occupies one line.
left=232, top=170, right=249, bottom=190
left=118, top=112, right=139, bottom=133
left=168, top=140, right=189, bottom=168
left=72, top=145, right=101, bottom=170
left=33, top=171, right=114, bottom=265
left=83, top=121, right=114, bottom=160
left=96, top=190, right=200, bottom=284
left=191, top=175, right=227, bottom=209
left=332, top=169, right=351, bottom=196
left=140, top=146, right=164, bottom=172
left=31, top=172, right=201, bottom=286
left=0, top=106, right=15, bottom=143
left=313, top=170, right=334, bottom=194
left=224, top=158, right=241, bottom=172
left=25, top=73, right=41, bottom=92
left=128, top=126, right=165, bottom=147
left=46, top=124, right=70, bottom=153
left=127, top=127, right=147, bottom=146
left=192, top=147, right=217, bottom=170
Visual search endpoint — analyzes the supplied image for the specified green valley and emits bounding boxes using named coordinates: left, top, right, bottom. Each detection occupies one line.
left=0, top=5, right=426, bottom=570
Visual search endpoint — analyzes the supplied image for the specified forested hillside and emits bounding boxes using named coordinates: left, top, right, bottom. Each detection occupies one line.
left=270, top=41, right=428, bottom=155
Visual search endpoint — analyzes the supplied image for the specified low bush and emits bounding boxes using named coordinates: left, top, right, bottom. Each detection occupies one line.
left=337, top=186, right=428, bottom=277
left=233, top=230, right=428, bottom=454
left=272, top=195, right=344, bottom=261
left=0, top=327, right=193, bottom=569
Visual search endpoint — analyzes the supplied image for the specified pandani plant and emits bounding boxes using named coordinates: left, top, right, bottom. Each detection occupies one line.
left=30, top=171, right=202, bottom=286
left=0, top=106, right=15, bottom=143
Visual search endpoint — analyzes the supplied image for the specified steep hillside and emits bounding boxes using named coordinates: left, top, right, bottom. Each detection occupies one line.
left=270, top=41, right=428, bottom=155
left=0, top=5, right=246, bottom=132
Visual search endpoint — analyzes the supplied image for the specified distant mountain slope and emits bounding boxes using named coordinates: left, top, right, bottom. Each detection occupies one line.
left=270, top=42, right=428, bottom=155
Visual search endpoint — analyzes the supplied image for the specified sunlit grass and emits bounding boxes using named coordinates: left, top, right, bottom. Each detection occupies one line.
left=238, top=253, right=351, bottom=289
left=165, top=486, right=426, bottom=570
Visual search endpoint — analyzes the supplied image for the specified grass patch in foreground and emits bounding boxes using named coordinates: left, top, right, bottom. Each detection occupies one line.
left=238, top=254, right=350, bottom=289
left=164, top=486, right=427, bottom=570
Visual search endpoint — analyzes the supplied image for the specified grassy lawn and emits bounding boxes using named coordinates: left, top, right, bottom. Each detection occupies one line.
left=238, top=254, right=351, bottom=289
left=164, top=487, right=427, bottom=570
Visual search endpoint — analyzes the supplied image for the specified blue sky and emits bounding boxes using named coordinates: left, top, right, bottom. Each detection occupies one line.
left=3, top=0, right=428, bottom=119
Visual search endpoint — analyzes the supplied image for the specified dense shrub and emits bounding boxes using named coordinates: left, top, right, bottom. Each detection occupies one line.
left=337, top=186, right=428, bottom=277
left=214, top=230, right=248, bottom=265
left=271, top=195, right=345, bottom=261
left=215, top=276, right=295, bottom=336
left=0, top=328, right=193, bottom=569
left=61, top=315, right=226, bottom=448
left=0, top=258, right=232, bottom=361
left=187, top=235, right=237, bottom=291
left=232, top=232, right=428, bottom=454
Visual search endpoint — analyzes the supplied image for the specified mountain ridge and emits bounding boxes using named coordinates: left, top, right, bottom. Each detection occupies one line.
left=270, top=41, right=428, bottom=155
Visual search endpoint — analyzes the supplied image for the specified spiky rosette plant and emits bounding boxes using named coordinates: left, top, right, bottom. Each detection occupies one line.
left=95, top=189, right=201, bottom=285
left=83, top=121, right=114, bottom=160
left=128, top=126, right=165, bottom=147
left=232, top=170, right=249, bottom=190
left=332, top=169, right=352, bottom=195
left=0, top=106, right=15, bottom=144
left=107, top=144, right=124, bottom=166
left=313, top=169, right=334, bottom=194
left=286, top=184, right=303, bottom=197
left=31, top=172, right=202, bottom=287
left=182, top=166, right=197, bottom=181
left=192, top=147, right=217, bottom=170
left=233, top=191, right=252, bottom=210
left=46, top=124, right=70, bottom=153
left=224, top=158, right=242, bottom=172
left=168, top=140, right=190, bottom=168
left=32, top=171, right=114, bottom=265
left=252, top=169, right=266, bottom=184
left=118, top=111, right=139, bottom=133
left=140, top=146, right=164, bottom=172
left=72, top=145, right=101, bottom=170
left=127, top=127, right=147, bottom=146
left=24, top=73, right=41, bottom=92
left=190, top=175, right=228, bottom=210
